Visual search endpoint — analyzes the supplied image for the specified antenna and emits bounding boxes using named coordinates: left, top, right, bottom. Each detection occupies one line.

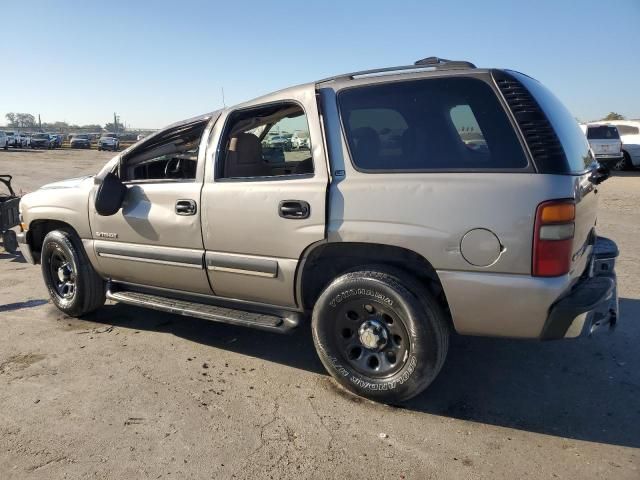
left=221, top=87, right=226, bottom=108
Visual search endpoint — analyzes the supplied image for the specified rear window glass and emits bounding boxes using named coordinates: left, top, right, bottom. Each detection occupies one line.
left=587, top=126, right=620, bottom=140
left=338, top=77, right=527, bottom=171
left=509, top=71, right=593, bottom=173
left=615, top=125, right=640, bottom=136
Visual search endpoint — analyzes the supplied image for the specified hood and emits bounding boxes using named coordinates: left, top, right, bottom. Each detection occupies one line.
left=40, top=175, right=94, bottom=190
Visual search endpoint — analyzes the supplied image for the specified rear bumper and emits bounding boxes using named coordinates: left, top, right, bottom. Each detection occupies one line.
left=541, top=236, right=619, bottom=339
left=16, top=231, right=36, bottom=264
left=438, top=236, right=619, bottom=339
left=595, top=154, right=624, bottom=167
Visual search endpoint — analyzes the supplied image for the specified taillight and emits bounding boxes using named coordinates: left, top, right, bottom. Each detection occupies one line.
left=533, top=200, right=575, bottom=277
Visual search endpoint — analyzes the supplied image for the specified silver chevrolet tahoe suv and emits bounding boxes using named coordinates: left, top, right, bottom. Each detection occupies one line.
left=17, top=57, right=619, bottom=403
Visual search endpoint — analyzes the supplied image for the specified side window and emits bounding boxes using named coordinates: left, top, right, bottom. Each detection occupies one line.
left=219, top=102, right=313, bottom=179
left=122, top=121, right=207, bottom=182
left=450, top=105, right=489, bottom=157
left=339, top=77, right=528, bottom=171
left=616, top=125, right=639, bottom=135
left=349, top=108, right=407, bottom=159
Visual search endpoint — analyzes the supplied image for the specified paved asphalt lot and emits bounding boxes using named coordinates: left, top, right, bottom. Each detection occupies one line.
left=0, top=148, right=638, bottom=479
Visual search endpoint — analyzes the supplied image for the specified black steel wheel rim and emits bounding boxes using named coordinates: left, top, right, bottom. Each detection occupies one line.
left=47, top=247, right=76, bottom=300
left=334, top=299, right=410, bottom=378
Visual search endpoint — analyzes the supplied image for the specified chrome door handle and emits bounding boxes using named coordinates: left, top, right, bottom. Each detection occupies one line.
left=175, top=199, right=197, bottom=216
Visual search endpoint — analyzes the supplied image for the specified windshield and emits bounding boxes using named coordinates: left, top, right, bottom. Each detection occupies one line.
left=587, top=126, right=620, bottom=140
left=74, top=135, right=89, bottom=139
left=34, top=134, right=48, bottom=139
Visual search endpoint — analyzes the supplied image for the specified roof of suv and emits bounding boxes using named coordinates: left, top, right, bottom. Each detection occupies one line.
left=230, top=57, right=484, bottom=113
left=316, top=56, right=477, bottom=85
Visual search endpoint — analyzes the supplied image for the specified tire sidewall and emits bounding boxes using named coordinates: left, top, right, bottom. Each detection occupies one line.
left=41, top=231, right=84, bottom=315
left=312, top=271, right=442, bottom=402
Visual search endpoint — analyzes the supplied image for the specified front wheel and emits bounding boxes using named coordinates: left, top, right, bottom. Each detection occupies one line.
left=312, top=266, right=449, bottom=403
left=41, top=230, right=106, bottom=316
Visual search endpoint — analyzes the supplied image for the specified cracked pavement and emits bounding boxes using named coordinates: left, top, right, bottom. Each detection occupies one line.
left=0, top=149, right=638, bottom=479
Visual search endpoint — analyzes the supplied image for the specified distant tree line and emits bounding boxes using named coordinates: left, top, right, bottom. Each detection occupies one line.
left=601, top=112, right=625, bottom=121
left=4, top=112, right=113, bottom=132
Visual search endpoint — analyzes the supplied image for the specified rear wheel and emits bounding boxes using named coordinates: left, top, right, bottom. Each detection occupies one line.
left=41, top=230, right=105, bottom=316
left=613, top=152, right=632, bottom=171
left=312, top=266, right=449, bottom=403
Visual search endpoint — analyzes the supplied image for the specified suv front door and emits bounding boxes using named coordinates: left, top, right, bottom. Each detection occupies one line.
left=88, top=117, right=216, bottom=294
left=201, top=86, right=328, bottom=307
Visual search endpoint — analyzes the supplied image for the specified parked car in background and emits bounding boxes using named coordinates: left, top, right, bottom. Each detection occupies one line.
left=582, top=124, right=624, bottom=170
left=591, top=120, right=640, bottom=170
left=47, top=133, right=62, bottom=148
left=70, top=134, right=92, bottom=149
left=16, top=132, right=30, bottom=147
left=0, top=131, right=7, bottom=149
left=17, top=57, right=619, bottom=403
left=4, top=132, right=17, bottom=148
left=30, top=133, right=52, bottom=149
left=98, top=133, right=119, bottom=151
left=290, top=131, right=310, bottom=149
left=267, top=135, right=292, bottom=151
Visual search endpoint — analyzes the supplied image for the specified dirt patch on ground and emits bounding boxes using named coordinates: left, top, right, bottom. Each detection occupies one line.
left=0, top=353, right=46, bottom=375
left=0, top=150, right=638, bottom=479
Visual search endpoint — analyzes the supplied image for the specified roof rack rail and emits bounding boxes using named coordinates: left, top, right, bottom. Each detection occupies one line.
left=414, top=56, right=476, bottom=68
left=317, top=57, right=476, bottom=84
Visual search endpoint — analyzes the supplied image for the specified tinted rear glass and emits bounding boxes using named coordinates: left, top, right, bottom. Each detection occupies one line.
left=587, top=126, right=620, bottom=140
left=508, top=71, right=593, bottom=173
left=338, top=77, right=527, bottom=171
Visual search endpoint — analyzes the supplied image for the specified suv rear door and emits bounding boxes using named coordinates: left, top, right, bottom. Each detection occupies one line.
left=201, top=85, right=328, bottom=307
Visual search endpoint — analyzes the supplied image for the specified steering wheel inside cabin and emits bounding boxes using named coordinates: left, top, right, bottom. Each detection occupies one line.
left=164, top=157, right=182, bottom=178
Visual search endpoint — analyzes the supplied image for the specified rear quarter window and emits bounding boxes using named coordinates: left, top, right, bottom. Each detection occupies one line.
left=508, top=71, right=593, bottom=173
left=338, top=77, right=528, bottom=172
left=616, top=125, right=640, bottom=136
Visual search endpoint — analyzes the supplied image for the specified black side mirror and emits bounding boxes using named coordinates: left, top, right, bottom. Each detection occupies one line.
left=95, top=172, right=127, bottom=216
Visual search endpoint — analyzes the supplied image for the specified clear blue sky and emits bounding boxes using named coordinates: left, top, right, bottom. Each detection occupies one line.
left=1, top=0, right=638, bottom=129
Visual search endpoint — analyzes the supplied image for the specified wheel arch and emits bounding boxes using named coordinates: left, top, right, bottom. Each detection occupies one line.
left=27, top=219, right=80, bottom=264
left=296, top=241, right=451, bottom=323
left=621, top=148, right=636, bottom=167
